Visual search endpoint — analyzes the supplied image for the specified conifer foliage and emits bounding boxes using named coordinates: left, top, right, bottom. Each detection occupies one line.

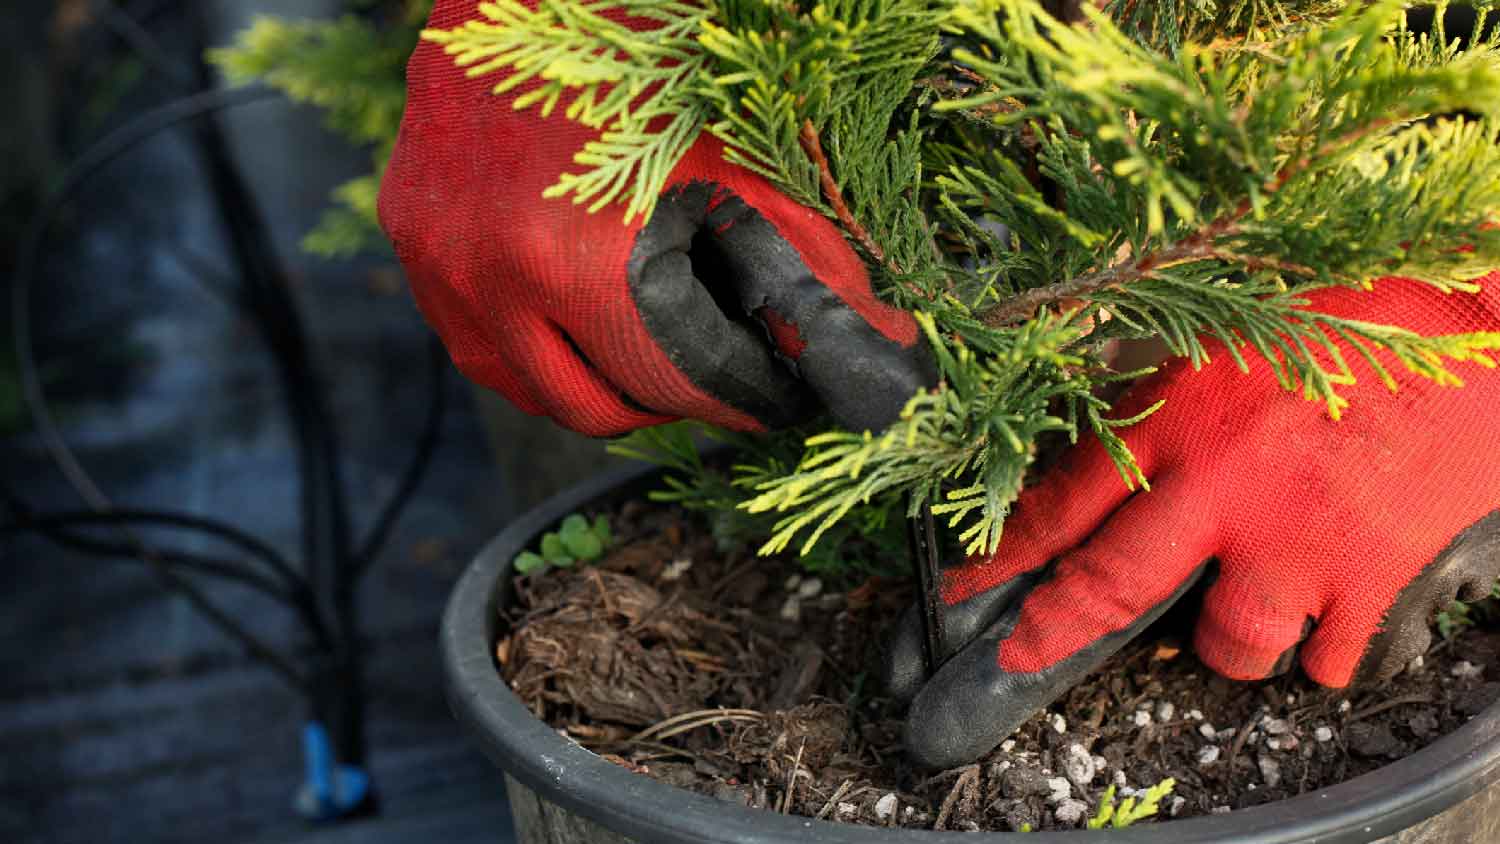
left=239, top=0, right=1500, bottom=567
left=210, top=1, right=433, bottom=256
left=432, top=0, right=1500, bottom=563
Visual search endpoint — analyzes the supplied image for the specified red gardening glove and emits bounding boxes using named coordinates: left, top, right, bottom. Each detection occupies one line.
left=378, top=1, right=933, bottom=437
left=884, top=274, right=1500, bottom=768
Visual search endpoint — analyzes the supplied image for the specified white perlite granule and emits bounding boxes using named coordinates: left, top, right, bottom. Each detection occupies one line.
left=1055, top=799, right=1089, bottom=825
left=1452, top=660, right=1484, bottom=679
left=1258, top=756, right=1282, bottom=788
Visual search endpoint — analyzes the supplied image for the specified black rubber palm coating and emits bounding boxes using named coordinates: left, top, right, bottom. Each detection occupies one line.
left=629, top=181, right=936, bottom=432
left=883, top=512, right=1500, bottom=769
left=900, top=564, right=1209, bottom=769
left=1355, top=510, right=1500, bottom=683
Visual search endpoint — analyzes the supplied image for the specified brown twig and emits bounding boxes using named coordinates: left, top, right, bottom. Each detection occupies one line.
left=1427, top=635, right=1457, bottom=658
left=588, top=567, right=616, bottom=616
left=798, top=118, right=900, bottom=273
left=933, top=764, right=980, bottom=830
left=780, top=738, right=807, bottom=814
left=670, top=648, right=729, bottom=673
left=920, top=75, right=1017, bottom=123
left=1043, top=0, right=1087, bottom=25
left=979, top=118, right=1402, bottom=326
left=915, top=765, right=974, bottom=791
left=1226, top=708, right=1260, bottom=771
left=982, top=209, right=1249, bottom=326
left=622, top=741, right=706, bottom=764
left=815, top=779, right=854, bottom=820
left=561, top=722, right=633, bottom=743
left=622, top=585, right=681, bottom=636
left=632, top=708, right=765, bottom=743
left=1347, top=694, right=1433, bottom=724
left=1207, top=250, right=1318, bottom=278
left=1201, top=13, right=1317, bottom=55
left=707, top=554, right=759, bottom=602
left=768, top=641, right=825, bottom=711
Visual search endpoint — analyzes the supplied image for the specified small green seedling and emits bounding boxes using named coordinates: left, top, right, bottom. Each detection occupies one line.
left=1087, top=778, right=1175, bottom=830
left=1437, top=600, right=1475, bottom=640
left=514, top=513, right=612, bottom=574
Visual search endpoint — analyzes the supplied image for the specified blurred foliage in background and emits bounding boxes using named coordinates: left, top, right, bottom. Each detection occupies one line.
left=210, top=0, right=432, bottom=258
left=2, top=5, right=61, bottom=436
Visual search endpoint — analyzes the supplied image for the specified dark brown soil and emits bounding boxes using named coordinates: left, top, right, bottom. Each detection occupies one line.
left=496, top=501, right=1500, bottom=832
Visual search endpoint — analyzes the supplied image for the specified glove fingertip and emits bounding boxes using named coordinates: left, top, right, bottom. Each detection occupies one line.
left=885, top=566, right=1046, bottom=704
left=880, top=605, right=931, bottom=705
left=806, top=320, right=938, bottom=433
left=903, top=636, right=1028, bottom=769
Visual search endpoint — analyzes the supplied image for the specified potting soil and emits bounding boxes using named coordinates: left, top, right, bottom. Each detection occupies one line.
left=497, top=501, right=1500, bottom=832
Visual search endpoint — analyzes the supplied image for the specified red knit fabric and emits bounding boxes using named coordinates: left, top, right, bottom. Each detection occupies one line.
left=756, top=307, right=809, bottom=359
left=378, top=0, right=916, bottom=436
left=940, top=276, right=1500, bottom=687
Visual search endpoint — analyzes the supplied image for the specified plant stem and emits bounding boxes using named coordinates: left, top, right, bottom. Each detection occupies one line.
left=799, top=118, right=901, bottom=273
left=979, top=119, right=1399, bottom=325
left=906, top=493, right=947, bottom=677
left=982, top=211, right=1248, bottom=326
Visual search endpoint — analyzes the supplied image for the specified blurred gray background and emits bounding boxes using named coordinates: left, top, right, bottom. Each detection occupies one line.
left=1, top=2, right=619, bottom=841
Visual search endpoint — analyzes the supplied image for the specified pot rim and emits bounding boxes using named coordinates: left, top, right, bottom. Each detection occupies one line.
left=442, top=461, right=1500, bottom=843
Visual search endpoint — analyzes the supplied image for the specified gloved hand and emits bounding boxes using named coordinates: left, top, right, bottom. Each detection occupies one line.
left=378, top=1, right=933, bottom=437
left=884, top=275, right=1500, bottom=769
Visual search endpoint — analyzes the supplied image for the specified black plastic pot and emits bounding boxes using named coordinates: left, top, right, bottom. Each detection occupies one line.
left=442, top=462, right=1500, bottom=843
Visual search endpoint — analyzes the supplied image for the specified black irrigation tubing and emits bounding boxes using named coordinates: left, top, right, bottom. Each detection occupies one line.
left=1, top=496, right=312, bottom=690
left=180, top=11, right=365, bottom=759
left=132, top=551, right=311, bottom=690
left=189, top=102, right=335, bottom=601
left=2, top=506, right=333, bottom=649
left=5, top=514, right=295, bottom=605
left=317, top=336, right=449, bottom=765
left=10, top=84, right=281, bottom=515
left=184, top=52, right=334, bottom=612
left=353, top=334, right=449, bottom=576
left=5, top=85, right=319, bottom=693
left=11, top=7, right=449, bottom=761
left=329, top=335, right=449, bottom=764
left=25, top=508, right=305, bottom=592
left=94, top=0, right=197, bottom=87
